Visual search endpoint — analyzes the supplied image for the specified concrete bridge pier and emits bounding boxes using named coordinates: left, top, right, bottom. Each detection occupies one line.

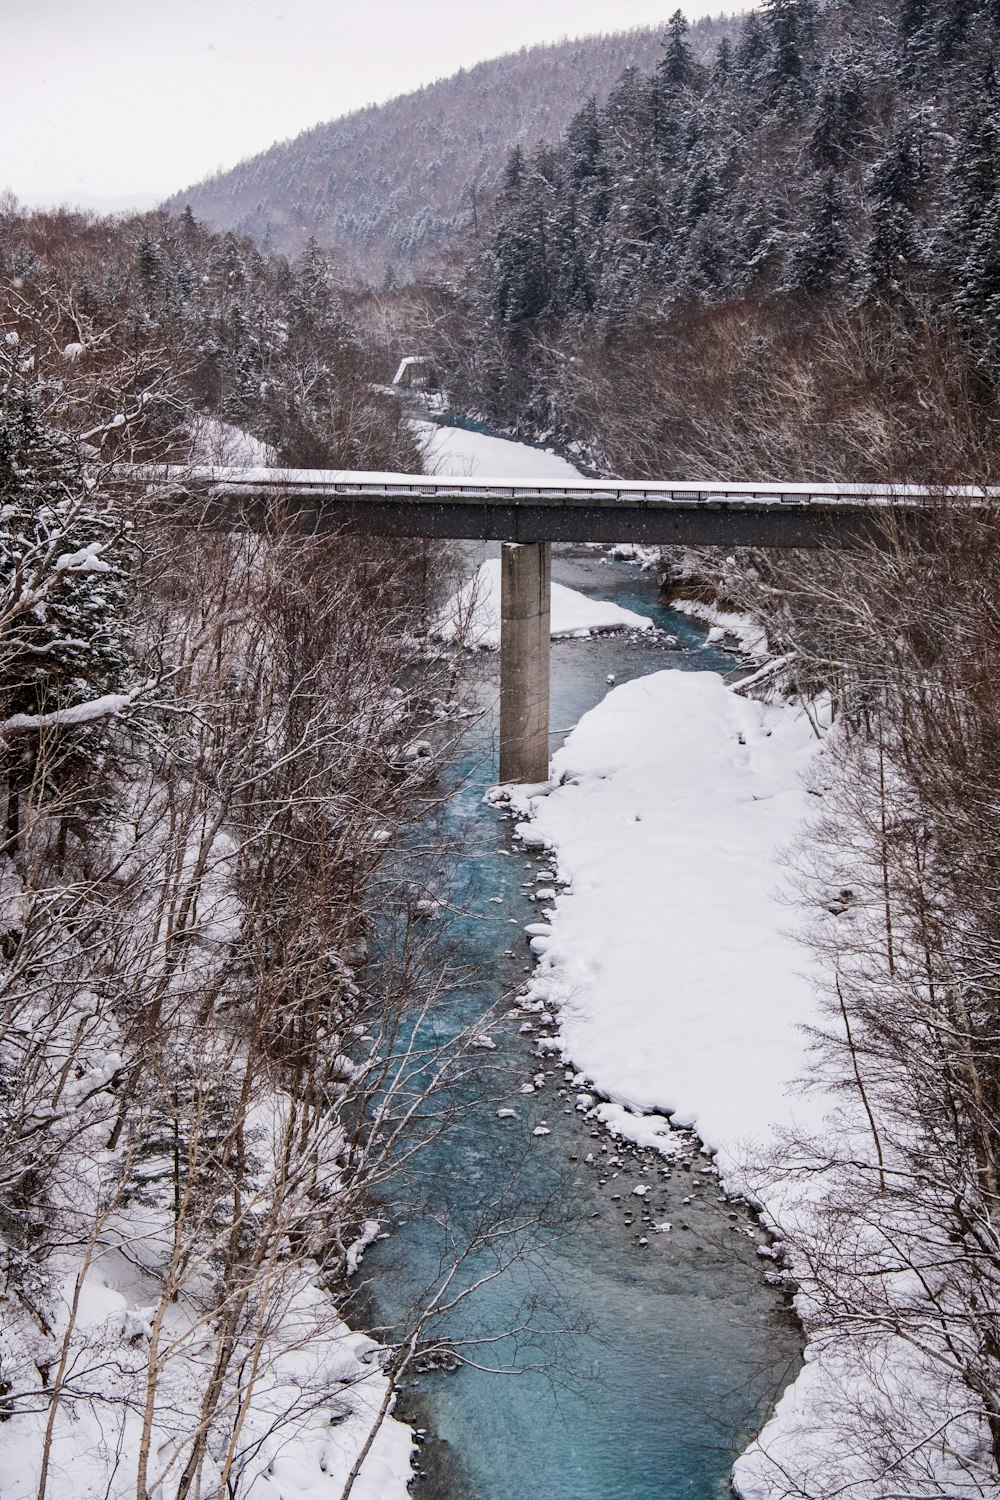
left=499, top=541, right=551, bottom=784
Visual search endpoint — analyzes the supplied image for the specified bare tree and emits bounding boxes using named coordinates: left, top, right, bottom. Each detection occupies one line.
left=728, top=503, right=1000, bottom=1496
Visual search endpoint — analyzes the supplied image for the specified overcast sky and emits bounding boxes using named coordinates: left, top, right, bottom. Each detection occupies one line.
left=3, top=0, right=743, bottom=208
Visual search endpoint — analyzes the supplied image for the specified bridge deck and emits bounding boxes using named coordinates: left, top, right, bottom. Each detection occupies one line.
left=156, top=468, right=966, bottom=548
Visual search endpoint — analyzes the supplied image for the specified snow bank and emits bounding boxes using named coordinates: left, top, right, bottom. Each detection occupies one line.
left=437, top=557, right=653, bottom=650
left=189, top=415, right=278, bottom=467
left=413, top=418, right=583, bottom=480
left=0, top=1260, right=413, bottom=1500
left=513, top=671, right=826, bottom=1179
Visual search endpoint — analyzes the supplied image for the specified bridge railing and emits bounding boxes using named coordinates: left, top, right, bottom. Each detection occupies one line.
left=119, top=465, right=990, bottom=509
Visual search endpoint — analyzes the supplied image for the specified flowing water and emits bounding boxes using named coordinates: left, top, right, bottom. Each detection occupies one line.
left=365, top=425, right=802, bottom=1500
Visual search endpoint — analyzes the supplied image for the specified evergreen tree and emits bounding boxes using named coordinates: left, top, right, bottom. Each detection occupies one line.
left=658, top=10, right=697, bottom=91
left=502, top=144, right=525, bottom=193
left=713, top=36, right=733, bottom=86
left=550, top=193, right=595, bottom=316
left=898, top=0, right=938, bottom=83
left=138, top=235, right=161, bottom=288
left=952, top=191, right=1000, bottom=364
left=790, top=173, right=854, bottom=292
left=763, top=0, right=817, bottom=115
left=942, top=61, right=1000, bottom=328
left=492, top=211, right=550, bottom=325
left=871, top=117, right=928, bottom=211
left=863, top=197, right=924, bottom=302
left=809, top=61, right=867, bottom=169
left=731, top=197, right=784, bottom=292
left=861, top=116, right=928, bottom=302
left=566, top=98, right=603, bottom=184
left=734, top=8, right=770, bottom=109
left=937, top=0, right=978, bottom=61
left=0, top=375, right=131, bottom=846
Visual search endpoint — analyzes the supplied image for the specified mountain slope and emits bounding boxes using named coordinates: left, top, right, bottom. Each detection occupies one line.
left=163, top=19, right=737, bottom=284
left=430, top=0, right=1000, bottom=486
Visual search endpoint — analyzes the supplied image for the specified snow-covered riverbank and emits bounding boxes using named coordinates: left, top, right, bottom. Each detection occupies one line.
left=414, top=417, right=583, bottom=481
left=504, top=671, right=826, bottom=1177
left=3, top=1274, right=413, bottom=1500
left=499, top=671, right=871, bottom=1498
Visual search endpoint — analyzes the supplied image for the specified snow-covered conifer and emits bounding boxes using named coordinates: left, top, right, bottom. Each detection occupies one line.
left=0, top=370, right=130, bottom=846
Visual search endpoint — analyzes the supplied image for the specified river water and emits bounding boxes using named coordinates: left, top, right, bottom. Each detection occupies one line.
left=366, top=423, right=802, bottom=1500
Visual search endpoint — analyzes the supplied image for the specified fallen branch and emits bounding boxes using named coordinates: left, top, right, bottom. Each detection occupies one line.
left=731, top=651, right=795, bottom=696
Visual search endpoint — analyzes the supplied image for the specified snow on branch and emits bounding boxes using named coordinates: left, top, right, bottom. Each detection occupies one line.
left=54, top=541, right=112, bottom=574
left=345, top=1219, right=383, bottom=1277
left=2, top=690, right=137, bottom=738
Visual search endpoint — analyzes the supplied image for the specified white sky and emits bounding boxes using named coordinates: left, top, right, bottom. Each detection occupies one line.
left=3, top=0, right=742, bottom=209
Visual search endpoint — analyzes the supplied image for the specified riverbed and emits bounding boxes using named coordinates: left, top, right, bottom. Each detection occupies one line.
left=365, top=420, right=803, bottom=1500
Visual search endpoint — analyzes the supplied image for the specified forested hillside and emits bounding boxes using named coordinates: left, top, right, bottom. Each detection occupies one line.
left=423, top=0, right=1000, bottom=483
left=163, top=21, right=736, bottom=285
left=0, top=206, right=415, bottom=469
left=0, top=205, right=470, bottom=1499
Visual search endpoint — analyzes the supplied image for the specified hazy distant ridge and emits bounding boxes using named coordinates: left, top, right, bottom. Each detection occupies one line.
left=163, top=21, right=735, bottom=283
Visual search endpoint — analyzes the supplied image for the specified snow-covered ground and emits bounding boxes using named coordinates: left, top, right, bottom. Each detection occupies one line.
left=436, top=557, right=653, bottom=649
left=413, top=418, right=583, bottom=481
left=504, top=671, right=826, bottom=1176
left=2, top=1265, right=412, bottom=1500
left=189, top=414, right=279, bottom=467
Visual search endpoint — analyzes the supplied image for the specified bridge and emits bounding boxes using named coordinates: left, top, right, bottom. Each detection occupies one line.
left=155, top=466, right=960, bottom=783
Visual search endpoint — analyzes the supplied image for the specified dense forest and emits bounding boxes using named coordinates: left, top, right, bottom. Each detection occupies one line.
left=164, top=20, right=735, bottom=284
left=0, top=205, right=416, bottom=470
left=402, top=0, right=1000, bottom=484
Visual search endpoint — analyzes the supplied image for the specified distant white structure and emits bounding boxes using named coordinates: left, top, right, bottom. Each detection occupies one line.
left=392, top=355, right=438, bottom=390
